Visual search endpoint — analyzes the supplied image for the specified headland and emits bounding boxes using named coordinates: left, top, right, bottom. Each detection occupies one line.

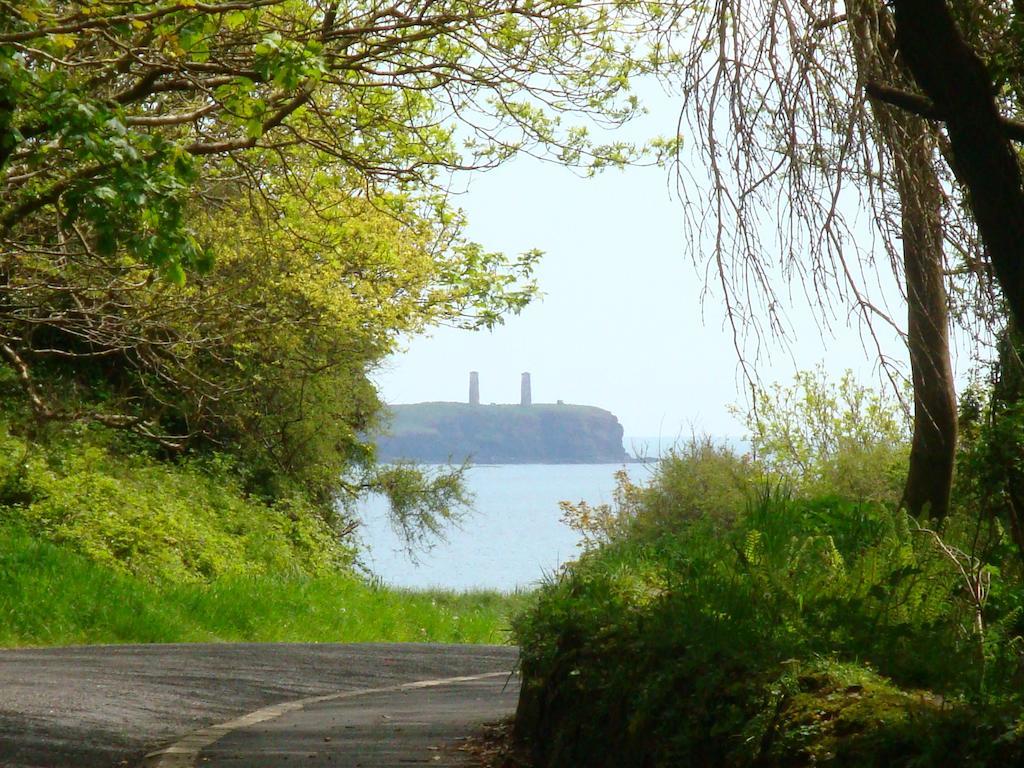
left=376, top=372, right=629, bottom=464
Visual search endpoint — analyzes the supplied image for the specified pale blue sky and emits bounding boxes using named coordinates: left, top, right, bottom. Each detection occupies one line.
left=373, top=90, right=928, bottom=440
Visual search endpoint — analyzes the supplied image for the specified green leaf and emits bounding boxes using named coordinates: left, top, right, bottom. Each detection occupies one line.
left=95, top=228, right=117, bottom=256
left=244, top=117, right=264, bottom=139
left=224, top=11, right=246, bottom=30
left=165, top=261, right=186, bottom=287
left=193, top=246, right=215, bottom=274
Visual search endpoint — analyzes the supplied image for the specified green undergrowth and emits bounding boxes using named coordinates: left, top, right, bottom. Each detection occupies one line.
left=514, top=448, right=1024, bottom=767
left=0, top=526, right=525, bottom=646
left=0, top=420, right=354, bottom=582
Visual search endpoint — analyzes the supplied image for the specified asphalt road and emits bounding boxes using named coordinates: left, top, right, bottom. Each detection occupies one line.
left=0, top=643, right=518, bottom=768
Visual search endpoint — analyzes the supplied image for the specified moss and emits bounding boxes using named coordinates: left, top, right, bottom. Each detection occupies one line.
left=748, top=664, right=933, bottom=766
left=736, top=662, right=1024, bottom=768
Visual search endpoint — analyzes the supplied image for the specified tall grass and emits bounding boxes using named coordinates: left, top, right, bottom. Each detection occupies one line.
left=0, top=527, right=527, bottom=647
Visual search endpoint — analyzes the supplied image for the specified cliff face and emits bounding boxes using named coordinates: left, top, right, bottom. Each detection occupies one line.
left=376, top=402, right=628, bottom=464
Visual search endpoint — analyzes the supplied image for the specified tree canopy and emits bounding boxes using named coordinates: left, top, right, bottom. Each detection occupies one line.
left=10, top=0, right=1024, bottom=537
left=0, top=0, right=657, bottom=275
left=0, top=0, right=672, bottom=525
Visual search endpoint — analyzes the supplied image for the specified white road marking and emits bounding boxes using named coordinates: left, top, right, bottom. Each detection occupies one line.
left=138, top=671, right=509, bottom=768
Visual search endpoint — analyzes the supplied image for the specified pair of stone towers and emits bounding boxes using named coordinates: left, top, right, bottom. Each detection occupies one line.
left=469, top=371, right=531, bottom=406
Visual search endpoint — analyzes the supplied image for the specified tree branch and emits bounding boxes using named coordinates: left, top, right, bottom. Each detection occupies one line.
left=1, top=343, right=57, bottom=419
left=865, top=80, right=1024, bottom=142
left=1, top=342, right=187, bottom=450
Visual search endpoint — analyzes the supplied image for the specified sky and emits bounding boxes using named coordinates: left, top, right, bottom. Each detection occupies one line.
left=372, top=88, right=921, bottom=441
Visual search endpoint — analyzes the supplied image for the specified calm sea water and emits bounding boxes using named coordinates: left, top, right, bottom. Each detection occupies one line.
left=355, top=463, right=653, bottom=592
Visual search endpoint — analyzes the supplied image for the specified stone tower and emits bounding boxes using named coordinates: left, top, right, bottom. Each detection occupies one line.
left=520, top=372, right=532, bottom=406
left=469, top=371, right=480, bottom=405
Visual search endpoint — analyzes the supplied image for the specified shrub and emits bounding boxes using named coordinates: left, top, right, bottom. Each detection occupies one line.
left=734, top=367, right=909, bottom=504
left=560, top=439, right=757, bottom=550
left=516, top=478, right=1024, bottom=766
left=637, top=437, right=759, bottom=530
left=0, top=421, right=354, bottom=582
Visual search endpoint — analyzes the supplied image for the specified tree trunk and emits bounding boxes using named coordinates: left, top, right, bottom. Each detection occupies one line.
left=891, top=0, right=1024, bottom=331
left=898, top=147, right=957, bottom=519
left=847, top=0, right=958, bottom=518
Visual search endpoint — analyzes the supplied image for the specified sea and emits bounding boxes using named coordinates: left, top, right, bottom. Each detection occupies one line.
left=355, top=461, right=657, bottom=592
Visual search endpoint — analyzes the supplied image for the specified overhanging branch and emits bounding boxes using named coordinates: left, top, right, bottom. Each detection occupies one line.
left=0, top=342, right=187, bottom=451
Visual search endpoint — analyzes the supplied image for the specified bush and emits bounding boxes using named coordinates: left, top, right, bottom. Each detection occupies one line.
left=515, top=371, right=1024, bottom=766
left=515, top=469, right=1024, bottom=766
left=559, top=439, right=757, bottom=551
left=735, top=367, right=909, bottom=504
left=0, top=421, right=354, bottom=582
left=638, top=437, right=759, bottom=530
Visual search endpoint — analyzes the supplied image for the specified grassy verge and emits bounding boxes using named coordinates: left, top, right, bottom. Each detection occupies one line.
left=0, top=419, right=528, bottom=648
left=0, top=526, right=527, bottom=647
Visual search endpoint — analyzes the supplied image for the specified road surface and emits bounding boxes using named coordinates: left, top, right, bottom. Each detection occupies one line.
left=0, top=643, right=518, bottom=768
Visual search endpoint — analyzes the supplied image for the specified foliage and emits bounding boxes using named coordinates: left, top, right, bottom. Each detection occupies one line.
left=735, top=367, right=910, bottom=503
left=516, top=446, right=1024, bottom=766
left=0, top=407, right=530, bottom=647
left=1, top=0, right=666, bottom=273
left=559, top=469, right=643, bottom=550
left=369, top=461, right=473, bottom=557
left=635, top=437, right=758, bottom=530
left=177, top=184, right=540, bottom=502
left=0, top=0, right=679, bottom=533
left=561, top=371, right=911, bottom=552
left=953, top=364, right=1024, bottom=565
left=0, top=417, right=353, bottom=582
left=560, top=438, right=755, bottom=547
left=0, top=525, right=527, bottom=647
left=0, top=158, right=539, bottom=499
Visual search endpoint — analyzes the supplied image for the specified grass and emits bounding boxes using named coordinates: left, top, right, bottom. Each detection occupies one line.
left=0, top=526, right=528, bottom=647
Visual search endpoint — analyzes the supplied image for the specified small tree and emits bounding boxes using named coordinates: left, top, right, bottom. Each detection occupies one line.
left=735, top=367, right=910, bottom=504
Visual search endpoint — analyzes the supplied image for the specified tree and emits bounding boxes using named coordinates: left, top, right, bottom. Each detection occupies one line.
left=882, top=0, right=1024, bottom=330
left=671, top=0, right=976, bottom=517
left=861, top=0, right=1024, bottom=554
left=0, top=0, right=664, bottom=446
left=846, top=0, right=959, bottom=518
left=191, top=177, right=542, bottom=501
left=0, top=1, right=675, bottom=535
